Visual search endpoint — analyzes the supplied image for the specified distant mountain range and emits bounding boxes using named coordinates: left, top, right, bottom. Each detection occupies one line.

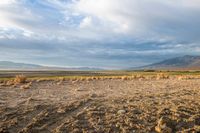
left=0, top=61, right=103, bottom=71
left=2, top=55, right=200, bottom=71
left=136, top=55, right=200, bottom=70
left=0, top=61, right=42, bottom=69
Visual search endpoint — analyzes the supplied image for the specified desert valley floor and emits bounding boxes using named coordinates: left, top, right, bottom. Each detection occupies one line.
left=0, top=78, right=200, bottom=133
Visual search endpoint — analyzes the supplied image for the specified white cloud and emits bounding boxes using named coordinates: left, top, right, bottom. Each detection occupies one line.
left=1, top=0, right=200, bottom=67
left=79, top=16, right=92, bottom=28
left=1, top=0, right=200, bottom=43
left=0, top=1, right=42, bottom=37
left=70, top=0, right=200, bottom=42
left=0, top=0, right=16, bottom=5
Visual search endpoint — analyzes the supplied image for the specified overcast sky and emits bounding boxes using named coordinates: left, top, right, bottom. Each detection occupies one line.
left=0, top=0, right=200, bottom=69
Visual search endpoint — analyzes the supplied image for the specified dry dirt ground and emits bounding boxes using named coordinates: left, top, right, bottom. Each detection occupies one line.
left=0, top=79, right=200, bottom=133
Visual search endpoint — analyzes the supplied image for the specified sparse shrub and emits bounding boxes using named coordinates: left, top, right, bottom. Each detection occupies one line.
left=177, top=75, right=182, bottom=80
left=113, top=76, right=119, bottom=79
left=144, top=75, right=152, bottom=80
left=156, top=73, right=169, bottom=80
left=86, top=77, right=92, bottom=81
left=14, top=75, right=27, bottom=84
left=58, top=77, right=65, bottom=81
left=99, top=77, right=105, bottom=80
left=92, top=76, right=100, bottom=80
left=56, top=77, right=65, bottom=85
left=6, top=80, right=15, bottom=86
left=177, top=75, right=197, bottom=80
left=79, top=77, right=83, bottom=81
left=71, top=78, right=78, bottom=81
left=177, top=75, right=189, bottom=80
left=121, top=76, right=128, bottom=80
left=131, top=75, right=137, bottom=79
left=136, top=74, right=145, bottom=80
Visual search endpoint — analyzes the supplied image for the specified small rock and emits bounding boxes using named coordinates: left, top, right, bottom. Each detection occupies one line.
left=57, top=108, right=66, bottom=113
left=57, top=81, right=62, bottom=85
left=117, top=110, right=126, bottom=115
left=20, top=84, right=30, bottom=89
left=132, top=130, right=136, bottom=133
left=90, top=93, right=97, bottom=98
left=133, top=109, right=142, bottom=114
left=75, top=88, right=85, bottom=91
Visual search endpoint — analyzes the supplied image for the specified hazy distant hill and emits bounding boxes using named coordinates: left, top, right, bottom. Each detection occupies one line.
left=135, top=55, right=200, bottom=70
left=0, top=61, right=103, bottom=71
left=0, top=61, right=42, bottom=69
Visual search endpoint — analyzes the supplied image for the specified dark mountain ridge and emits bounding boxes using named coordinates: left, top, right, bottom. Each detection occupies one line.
left=134, top=55, right=200, bottom=70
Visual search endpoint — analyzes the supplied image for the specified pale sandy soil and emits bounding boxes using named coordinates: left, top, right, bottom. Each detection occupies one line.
left=0, top=79, right=200, bottom=133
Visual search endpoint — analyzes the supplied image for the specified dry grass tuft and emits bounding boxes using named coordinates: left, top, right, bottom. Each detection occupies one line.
left=56, top=77, right=65, bottom=85
left=119, top=75, right=148, bottom=81
left=5, top=80, right=15, bottom=86
left=85, top=77, right=92, bottom=81
left=156, top=73, right=169, bottom=80
left=176, top=75, right=198, bottom=80
left=136, top=74, right=145, bottom=80
left=58, top=77, right=65, bottom=81
left=121, top=76, right=129, bottom=80
left=14, top=75, right=27, bottom=84
left=131, top=75, right=137, bottom=79
left=177, top=75, right=185, bottom=80
left=80, top=77, right=85, bottom=81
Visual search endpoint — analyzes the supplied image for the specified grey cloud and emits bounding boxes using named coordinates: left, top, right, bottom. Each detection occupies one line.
left=1, top=0, right=200, bottom=68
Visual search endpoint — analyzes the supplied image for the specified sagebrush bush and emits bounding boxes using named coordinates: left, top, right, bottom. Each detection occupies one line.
left=58, top=77, right=65, bottom=81
left=14, top=75, right=27, bottom=84
left=156, top=73, right=169, bottom=80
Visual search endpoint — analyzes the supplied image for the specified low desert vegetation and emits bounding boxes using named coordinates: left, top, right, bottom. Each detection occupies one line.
left=31, top=74, right=200, bottom=82
left=1, top=71, right=200, bottom=88
left=0, top=75, right=33, bottom=89
left=14, top=75, right=27, bottom=84
left=58, top=77, right=65, bottom=81
left=176, top=75, right=200, bottom=80
left=156, top=73, right=170, bottom=80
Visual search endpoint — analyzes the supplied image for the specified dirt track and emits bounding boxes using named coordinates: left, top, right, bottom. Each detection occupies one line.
left=0, top=79, right=200, bottom=133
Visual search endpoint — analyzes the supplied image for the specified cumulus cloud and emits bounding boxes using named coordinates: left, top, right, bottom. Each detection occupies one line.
left=0, top=0, right=200, bottom=68
left=0, top=0, right=16, bottom=5
left=71, top=0, right=200, bottom=41
left=79, top=16, right=92, bottom=28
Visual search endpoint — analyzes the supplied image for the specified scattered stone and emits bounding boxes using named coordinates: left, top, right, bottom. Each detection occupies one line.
left=132, top=130, right=136, bottom=133
left=20, top=82, right=32, bottom=89
left=57, top=108, right=66, bottom=113
left=117, top=110, right=126, bottom=115
left=76, top=87, right=86, bottom=91
left=133, top=109, right=142, bottom=114
left=90, top=93, right=98, bottom=98
left=57, top=81, right=62, bottom=85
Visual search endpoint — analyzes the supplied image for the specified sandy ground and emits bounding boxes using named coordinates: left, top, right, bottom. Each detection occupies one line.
left=0, top=79, right=200, bottom=133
